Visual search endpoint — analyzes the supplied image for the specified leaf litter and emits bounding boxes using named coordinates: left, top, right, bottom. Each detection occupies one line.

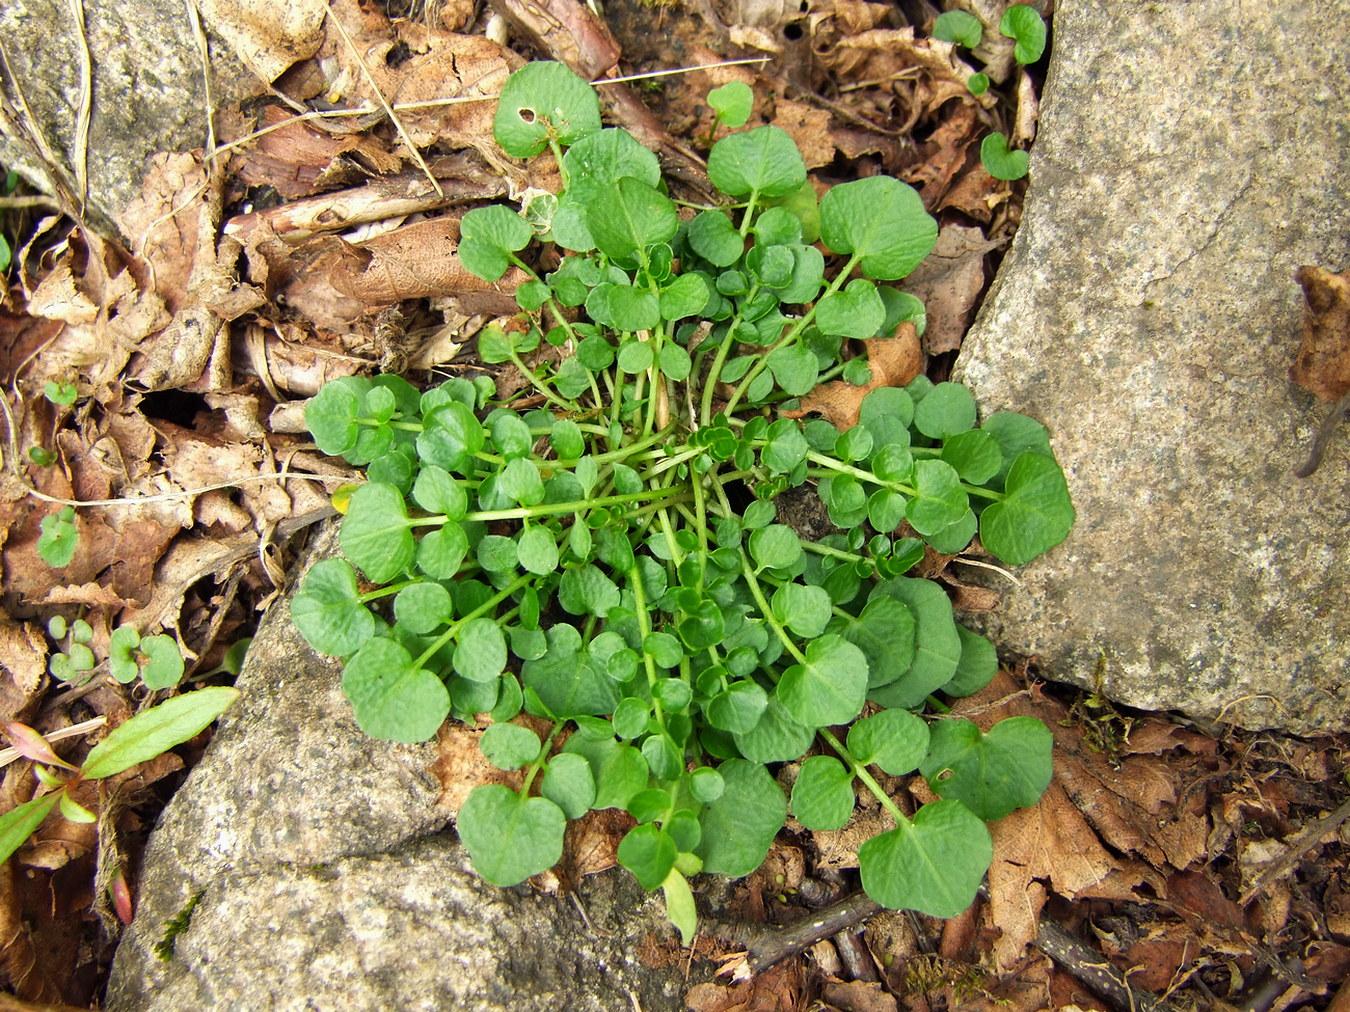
left=0, top=0, right=1346, bottom=1009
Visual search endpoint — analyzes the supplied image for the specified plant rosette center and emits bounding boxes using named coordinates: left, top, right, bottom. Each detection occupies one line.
left=295, top=61, right=1073, bottom=943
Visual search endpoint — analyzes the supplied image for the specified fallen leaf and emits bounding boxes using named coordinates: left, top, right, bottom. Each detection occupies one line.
left=1290, top=264, right=1350, bottom=401
left=784, top=322, right=922, bottom=429
left=771, top=100, right=835, bottom=170
left=0, top=617, right=47, bottom=725
left=901, top=226, right=1003, bottom=355
left=196, top=0, right=326, bottom=83
left=820, top=979, right=898, bottom=1012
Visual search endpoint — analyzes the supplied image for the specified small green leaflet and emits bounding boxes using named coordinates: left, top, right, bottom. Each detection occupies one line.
left=37, top=507, right=78, bottom=568
left=847, top=708, right=929, bottom=775
left=1000, top=4, right=1047, bottom=64
left=981, top=133, right=1030, bottom=181
left=458, top=784, right=566, bottom=886
left=707, top=80, right=753, bottom=127
left=933, top=9, right=982, bottom=47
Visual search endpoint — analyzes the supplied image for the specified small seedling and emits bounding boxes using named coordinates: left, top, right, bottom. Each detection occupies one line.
left=37, top=506, right=78, bottom=567
left=109, top=626, right=186, bottom=690
left=27, top=446, right=56, bottom=466
left=43, top=381, right=78, bottom=407
left=0, top=689, right=240, bottom=867
left=933, top=10, right=983, bottom=49
left=999, top=4, right=1047, bottom=64
left=980, top=133, right=1030, bottom=181
left=297, top=63, right=1073, bottom=942
left=707, top=81, right=754, bottom=131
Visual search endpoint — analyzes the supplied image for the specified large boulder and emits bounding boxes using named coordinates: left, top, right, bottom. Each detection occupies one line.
left=106, top=524, right=693, bottom=1011
left=954, top=0, right=1350, bottom=733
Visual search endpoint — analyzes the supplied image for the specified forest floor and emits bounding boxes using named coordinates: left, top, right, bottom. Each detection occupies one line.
left=0, top=0, right=1347, bottom=1009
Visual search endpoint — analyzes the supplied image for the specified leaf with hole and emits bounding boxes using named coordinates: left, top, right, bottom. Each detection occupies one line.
left=493, top=61, right=601, bottom=158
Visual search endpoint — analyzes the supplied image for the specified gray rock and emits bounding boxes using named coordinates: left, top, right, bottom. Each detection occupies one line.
left=106, top=524, right=693, bottom=1011
left=954, top=0, right=1350, bottom=732
left=0, top=0, right=254, bottom=231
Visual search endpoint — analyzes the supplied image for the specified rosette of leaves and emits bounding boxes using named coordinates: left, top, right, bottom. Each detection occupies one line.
left=295, top=62, right=1073, bottom=943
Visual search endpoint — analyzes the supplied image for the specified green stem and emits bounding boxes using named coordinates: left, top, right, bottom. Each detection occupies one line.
left=413, top=573, right=533, bottom=671
left=738, top=550, right=806, bottom=666
left=521, top=719, right=565, bottom=795
left=724, top=253, right=860, bottom=415
left=629, top=564, right=666, bottom=724
left=819, top=728, right=909, bottom=828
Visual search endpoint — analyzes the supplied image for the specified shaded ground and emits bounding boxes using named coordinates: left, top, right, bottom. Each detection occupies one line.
left=0, top=0, right=1347, bottom=1008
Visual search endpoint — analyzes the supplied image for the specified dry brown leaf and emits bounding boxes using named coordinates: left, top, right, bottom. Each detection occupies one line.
left=901, top=225, right=1002, bottom=355
left=1290, top=264, right=1350, bottom=401
left=0, top=616, right=46, bottom=724
left=686, top=960, right=806, bottom=1012
left=429, top=722, right=517, bottom=816
left=783, top=322, right=921, bottom=429
left=820, top=979, right=899, bottom=1012
left=770, top=100, right=835, bottom=170
left=564, top=807, right=633, bottom=877
left=905, top=103, right=981, bottom=206
left=197, top=0, right=325, bottom=82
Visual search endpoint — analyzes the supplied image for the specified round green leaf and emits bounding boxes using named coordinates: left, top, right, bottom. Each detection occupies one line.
left=905, top=459, right=968, bottom=536
left=688, top=210, right=744, bottom=267
left=944, top=625, right=998, bottom=697
left=707, top=125, right=806, bottom=198
left=139, top=635, right=185, bottom=690
left=791, top=755, right=856, bottom=830
left=866, top=578, right=961, bottom=708
left=697, top=759, right=786, bottom=876
left=940, top=429, right=1003, bottom=484
left=343, top=638, right=450, bottom=742
left=340, top=482, right=415, bottom=584
left=816, top=278, right=886, bottom=339
left=394, top=582, right=453, bottom=635
left=479, top=721, right=542, bottom=770
left=588, top=283, right=661, bottom=333
left=517, top=525, right=560, bottom=576
left=619, top=823, right=679, bottom=890
left=771, top=583, right=832, bottom=638
left=981, top=133, right=1030, bottom=181
left=1000, top=4, right=1047, bottom=63
left=587, top=176, right=679, bottom=263
left=108, top=625, right=141, bottom=684
left=304, top=380, right=362, bottom=456
left=777, top=634, right=868, bottom=728
left=493, top=62, right=601, bottom=158
left=978, top=452, right=1075, bottom=565
left=835, top=593, right=917, bottom=689
left=562, top=127, right=662, bottom=203
left=921, top=716, right=1052, bottom=820
left=748, top=524, right=803, bottom=571
left=706, top=679, right=768, bottom=734
left=455, top=618, right=508, bottom=683
left=847, top=709, right=929, bottom=775
left=458, top=784, right=566, bottom=886
left=913, top=382, right=977, bottom=439
left=933, top=9, right=982, bottom=47
left=417, top=523, right=469, bottom=579
left=541, top=752, right=596, bottom=818
left=708, top=80, right=753, bottom=127
left=857, top=800, right=992, bottom=917
left=411, top=465, right=468, bottom=519
left=819, top=176, right=937, bottom=280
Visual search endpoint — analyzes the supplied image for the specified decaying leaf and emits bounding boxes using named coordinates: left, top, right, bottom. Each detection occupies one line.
left=784, top=322, right=922, bottom=429
left=901, top=225, right=1003, bottom=355
left=196, top=0, right=326, bottom=83
left=1290, top=264, right=1350, bottom=401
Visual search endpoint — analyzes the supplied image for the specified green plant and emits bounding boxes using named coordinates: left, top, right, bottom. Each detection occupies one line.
left=933, top=10, right=983, bottom=49
left=0, top=688, right=240, bottom=865
left=48, top=615, right=186, bottom=690
left=295, top=62, right=1073, bottom=941
left=933, top=4, right=1045, bottom=178
left=37, top=505, right=78, bottom=567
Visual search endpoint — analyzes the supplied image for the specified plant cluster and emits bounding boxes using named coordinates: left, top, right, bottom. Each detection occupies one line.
left=46, top=614, right=188, bottom=690
left=296, top=62, right=1074, bottom=940
left=934, top=4, right=1046, bottom=180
